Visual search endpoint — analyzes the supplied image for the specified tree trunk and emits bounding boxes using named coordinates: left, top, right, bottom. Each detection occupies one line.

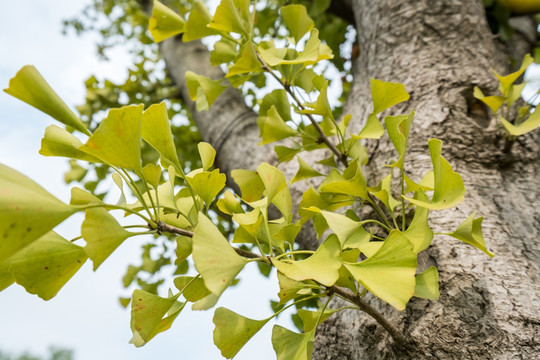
left=157, top=0, right=540, bottom=358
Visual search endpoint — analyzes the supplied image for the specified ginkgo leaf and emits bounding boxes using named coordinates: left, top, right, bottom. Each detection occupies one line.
left=8, top=231, right=87, bottom=300
left=0, top=260, right=14, bottom=291
left=208, top=0, right=249, bottom=36
left=280, top=5, right=314, bottom=43
left=473, top=87, right=506, bottom=113
left=500, top=110, right=540, bottom=136
left=298, top=79, right=333, bottom=120
left=192, top=213, right=248, bottom=296
left=272, top=325, right=315, bottom=360
left=344, top=230, right=417, bottom=310
left=353, top=113, right=384, bottom=139
left=403, top=190, right=433, bottom=253
left=0, top=164, right=76, bottom=262
left=79, top=105, right=143, bottom=172
left=370, top=78, right=410, bottom=114
left=446, top=213, right=494, bottom=257
left=258, top=29, right=332, bottom=66
left=4, top=65, right=90, bottom=135
left=231, top=169, right=265, bottom=202
left=183, top=1, right=219, bottom=41
left=227, top=41, right=263, bottom=77
left=142, top=163, right=161, bottom=189
left=185, top=71, right=227, bottom=111
left=186, top=169, right=226, bottom=208
left=257, top=163, right=287, bottom=202
left=198, top=142, right=216, bottom=171
left=275, top=145, right=301, bottom=163
left=148, top=0, right=185, bottom=43
left=174, top=276, right=211, bottom=302
left=298, top=307, right=339, bottom=332
left=258, top=106, right=297, bottom=145
left=291, top=157, right=323, bottom=184
left=384, top=111, right=415, bottom=170
left=210, top=37, right=238, bottom=65
left=277, top=271, right=316, bottom=305
left=213, top=307, right=270, bottom=359
left=307, top=208, right=369, bottom=247
left=69, top=187, right=104, bottom=207
left=402, top=139, right=465, bottom=210
left=39, top=125, right=101, bottom=162
left=493, top=53, right=533, bottom=96
left=217, top=190, right=244, bottom=215
left=175, top=236, right=192, bottom=264
left=368, top=174, right=400, bottom=213
left=271, top=235, right=341, bottom=286
left=319, top=161, right=368, bottom=200
left=141, top=102, right=181, bottom=172
left=129, top=289, right=183, bottom=347
left=81, top=208, right=133, bottom=270
left=414, top=266, right=439, bottom=300
left=260, top=90, right=291, bottom=121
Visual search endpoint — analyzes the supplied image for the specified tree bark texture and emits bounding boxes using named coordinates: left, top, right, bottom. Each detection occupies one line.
left=158, top=0, right=539, bottom=358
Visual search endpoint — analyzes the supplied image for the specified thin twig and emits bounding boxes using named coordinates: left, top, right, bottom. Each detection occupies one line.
left=329, top=286, right=408, bottom=346
left=156, top=221, right=406, bottom=345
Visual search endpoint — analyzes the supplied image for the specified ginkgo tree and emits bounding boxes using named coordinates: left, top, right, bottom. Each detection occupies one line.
left=2, top=0, right=539, bottom=359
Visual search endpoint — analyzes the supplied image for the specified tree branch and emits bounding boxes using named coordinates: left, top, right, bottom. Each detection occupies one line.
left=157, top=221, right=407, bottom=344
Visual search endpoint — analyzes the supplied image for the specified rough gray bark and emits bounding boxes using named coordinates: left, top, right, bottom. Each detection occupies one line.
left=156, top=0, right=539, bottom=358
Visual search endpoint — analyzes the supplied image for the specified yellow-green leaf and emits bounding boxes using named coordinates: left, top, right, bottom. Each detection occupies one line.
left=473, top=87, right=506, bottom=113
left=344, top=230, right=416, bottom=310
left=142, top=163, right=162, bottom=189
left=39, top=125, right=101, bottom=162
left=446, top=213, right=494, bottom=257
left=414, top=266, right=439, bottom=300
left=192, top=214, right=248, bottom=296
left=185, top=71, right=227, bottom=111
left=141, top=102, right=181, bottom=172
left=8, top=231, right=87, bottom=300
left=231, top=169, right=265, bottom=202
left=353, top=113, right=384, bottom=139
left=258, top=29, right=332, bottom=66
left=271, top=235, right=341, bottom=286
left=370, top=78, right=410, bottom=114
left=208, top=0, right=249, bottom=36
left=500, top=109, right=540, bottom=136
left=217, top=189, right=244, bottom=215
left=129, top=289, right=183, bottom=347
left=81, top=208, right=132, bottom=270
left=183, top=1, right=219, bottom=42
left=198, top=142, right=216, bottom=171
left=227, top=41, right=263, bottom=77
left=281, top=5, right=314, bottom=43
left=384, top=111, right=415, bottom=169
left=403, top=190, right=433, bottom=253
left=493, top=53, right=533, bottom=96
left=277, top=271, right=316, bottom=305
left=0, top=260, right=14, bottom=291
left=402, top=139, right=465, bottom=210
left=272, top=325, right=315, bottom=360
left=186, top=169, right=226, bottom=208
left=298, top=307, right=339, bottom=332
left=0, top=164, right=76, bottom=261
left=149, top=0, right=185, bottom=43
left=291, top=157, right=323, bottom=184
left=258, top=106, right=297, bottom=145
left=257, top=162, right=287, bottom=202
left=174, top=276, right=211, bottom=302
left=4, top=66, right=90, bottom=135
left=79, top=105, right=143, bottom=172
left=213, top=308, right=270, bottom=359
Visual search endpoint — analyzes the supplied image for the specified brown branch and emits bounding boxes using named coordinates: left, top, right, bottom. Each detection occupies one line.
left=157, top=220, right=406, bottom=345
left=329, top=286, right=408, bottom=347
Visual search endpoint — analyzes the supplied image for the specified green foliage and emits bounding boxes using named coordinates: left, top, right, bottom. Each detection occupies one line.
left=6, top=1, right=536, bottom=359
left=474, top=54, right=540, bottom=136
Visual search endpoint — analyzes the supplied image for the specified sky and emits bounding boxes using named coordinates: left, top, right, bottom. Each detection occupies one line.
left=0, top=1, right=288, bottom=359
